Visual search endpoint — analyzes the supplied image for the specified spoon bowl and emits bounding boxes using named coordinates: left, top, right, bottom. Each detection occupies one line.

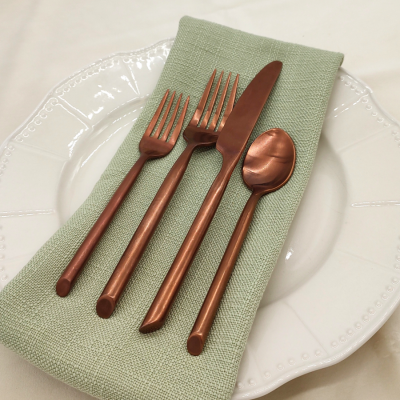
left=243, top=128, right=296, bottom=195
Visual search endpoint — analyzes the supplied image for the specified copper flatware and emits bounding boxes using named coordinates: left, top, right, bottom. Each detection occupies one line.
left=187, top=128, right=296, bottom=355
left=56, top=90, right=189, bottom=297
left=140, top=61, right=283, bottom=333
left=96, top=70, right=239, bottom=318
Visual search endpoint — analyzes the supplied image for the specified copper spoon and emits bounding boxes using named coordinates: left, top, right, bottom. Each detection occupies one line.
left=187, top=128, right=296, bottom=356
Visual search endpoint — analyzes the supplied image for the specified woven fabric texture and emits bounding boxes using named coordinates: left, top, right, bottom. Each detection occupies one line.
left=0, top=17, right=343, bottom=400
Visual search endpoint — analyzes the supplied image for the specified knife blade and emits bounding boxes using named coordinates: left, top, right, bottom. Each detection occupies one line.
left=140, top=61, right=283, bottom=333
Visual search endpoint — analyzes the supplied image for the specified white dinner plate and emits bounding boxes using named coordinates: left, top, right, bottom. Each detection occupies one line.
left=1, top=39, right=400, bottom=399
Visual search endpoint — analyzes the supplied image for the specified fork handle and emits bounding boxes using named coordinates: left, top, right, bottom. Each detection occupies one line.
left=96, top=143, right=197, bottom=318
left=139, top=159, right=236, bottom=333
left=187, top=191, right=260, bottom=355
left=56, top=153, right=149, bottom=297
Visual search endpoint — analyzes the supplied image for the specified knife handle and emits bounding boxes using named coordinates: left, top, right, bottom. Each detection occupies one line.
left=96, top=144, right=196, bottom=319
left=140, top=160, right=236, bottom=333
left=56, top=154, right=149, bottom=297
left=187, top=191, right=260, bottom=355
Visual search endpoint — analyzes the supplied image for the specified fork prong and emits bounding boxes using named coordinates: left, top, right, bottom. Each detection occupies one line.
left=190, top=69, right=216, bottom=127
left=159, top=94, right=182, bottom=141
left=154, top=91, right=175, bottom=139
left=217, top=74, right=239, bottom=132
left=208, top=72, right=231, bottom=131
left=199, top=71, right=224, bottom=128
left=144, top=90, right=169, bottom=136
left=168, top=96, right=190, bottom=147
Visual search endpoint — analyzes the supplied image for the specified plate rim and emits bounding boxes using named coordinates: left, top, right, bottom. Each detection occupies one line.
left=0, top=37, right=175, bottom=155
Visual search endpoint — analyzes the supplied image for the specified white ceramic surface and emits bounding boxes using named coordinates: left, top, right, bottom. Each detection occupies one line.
left=0, top=39, right=399, bottom=399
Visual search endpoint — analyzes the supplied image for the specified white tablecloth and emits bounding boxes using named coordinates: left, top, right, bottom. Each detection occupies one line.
left=1, top=1, right=400, bottom=399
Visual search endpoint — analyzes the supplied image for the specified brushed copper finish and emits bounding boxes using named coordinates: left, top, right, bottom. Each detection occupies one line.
left=140, top=61, right=283, bottom=333
left=187, top=128, right=296, bottom=355
left=96, top=70, right=239, bottom=318
left=56, top=90, right=189, bottom=297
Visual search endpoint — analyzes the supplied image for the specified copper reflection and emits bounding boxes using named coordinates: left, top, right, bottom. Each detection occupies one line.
left=140, top=61, right=283, bottom=334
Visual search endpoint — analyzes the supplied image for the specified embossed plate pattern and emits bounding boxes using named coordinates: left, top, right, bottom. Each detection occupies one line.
left=0, top=39, right=400, bottom=399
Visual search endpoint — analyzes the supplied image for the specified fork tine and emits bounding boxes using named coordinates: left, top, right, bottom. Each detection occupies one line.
left=190, top=69, right=216, bottom=126
left=144, top=90, right=169, bottom=136
left=154, top=91, right=175, bottom=139
left=199, top=71, right=224, bottom=128
left=217, top=74, right=239, bottom=132
left=208, top=72, right=231, bottom=131
left=159, top=94, right=182, bottom=141
left=168, top=96, right=190, bottom=146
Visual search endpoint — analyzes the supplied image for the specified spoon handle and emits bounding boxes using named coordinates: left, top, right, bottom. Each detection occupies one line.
left=187, top=190, right=261, bottom=356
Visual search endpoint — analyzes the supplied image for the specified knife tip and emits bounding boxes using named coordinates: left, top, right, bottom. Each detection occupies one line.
left=272, top=60, right=283, bottom=69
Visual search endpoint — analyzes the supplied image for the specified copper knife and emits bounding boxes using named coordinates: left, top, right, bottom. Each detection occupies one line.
left=140, top=61, right=283, bottom=333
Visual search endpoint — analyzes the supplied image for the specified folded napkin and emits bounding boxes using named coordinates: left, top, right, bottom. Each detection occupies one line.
left=0, top=16, right=343, bottom=400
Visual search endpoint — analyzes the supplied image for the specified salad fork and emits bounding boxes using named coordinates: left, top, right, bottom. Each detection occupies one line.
left=56, top=90, right=189, bottom=297
left=96, top=70, right=239, bottom=318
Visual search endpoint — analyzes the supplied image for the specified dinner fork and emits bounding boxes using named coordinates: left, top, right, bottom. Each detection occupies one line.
left=56, top=90, right=189, bottom=297
left=96, top=70, right=239, bottom=319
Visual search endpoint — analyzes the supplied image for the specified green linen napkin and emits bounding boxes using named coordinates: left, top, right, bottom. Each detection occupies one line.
left=0, top=16, right=343, bottom=400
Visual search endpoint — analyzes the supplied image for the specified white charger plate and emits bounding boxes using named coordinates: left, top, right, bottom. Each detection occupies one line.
left=1, top=39, right=400, bottom=399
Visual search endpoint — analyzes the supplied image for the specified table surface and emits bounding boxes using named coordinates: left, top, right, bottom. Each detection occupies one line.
left=1, top=1, right=400, bottom=399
